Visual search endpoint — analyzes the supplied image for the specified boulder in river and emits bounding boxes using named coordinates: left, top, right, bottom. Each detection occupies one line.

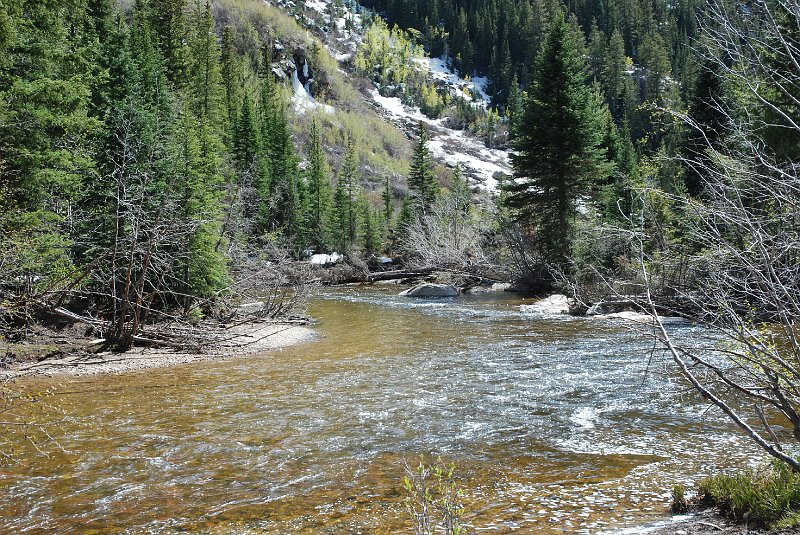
left=519, top=294, right=571, bottom=315
left=399, top=283, right=459, bottom=298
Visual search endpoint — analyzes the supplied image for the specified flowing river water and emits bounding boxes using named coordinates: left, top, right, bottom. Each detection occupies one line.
left=1, top=287, right=760, bottom=534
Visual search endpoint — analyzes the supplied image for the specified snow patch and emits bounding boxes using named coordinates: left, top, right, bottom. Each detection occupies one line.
left=291, top=67, right=334, bottom=115
left=310, top=252, right=343, bottom=265
left=305, top=0, right=327, bottom=14
left=415, top=55, right=491, bottom=107
left=368, top=90, right=511, bottom=191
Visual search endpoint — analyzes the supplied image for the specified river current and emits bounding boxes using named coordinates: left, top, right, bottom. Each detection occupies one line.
left=1, top=286, right=759, bottom=533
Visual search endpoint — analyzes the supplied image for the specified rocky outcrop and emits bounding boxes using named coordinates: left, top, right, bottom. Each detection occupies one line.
left=399, top=283, right=459, bottom=298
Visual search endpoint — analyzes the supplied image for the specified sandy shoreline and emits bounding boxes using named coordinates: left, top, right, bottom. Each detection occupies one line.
left=1, top=322, right=316, bottom=379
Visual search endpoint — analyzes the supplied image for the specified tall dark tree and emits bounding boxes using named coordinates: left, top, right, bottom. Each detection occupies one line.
left=407, top=121, right=438, bottom=216
left=148, top=0, right=189, bottom=86
left=305, top=119, right=332, bottom=250
left=503, top=14, right=611, bottom=268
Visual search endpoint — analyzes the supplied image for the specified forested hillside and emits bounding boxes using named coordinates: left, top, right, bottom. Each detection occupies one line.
left=0, top=0, right=421, bottom=349
left=2, top=0, right=800, bottom=354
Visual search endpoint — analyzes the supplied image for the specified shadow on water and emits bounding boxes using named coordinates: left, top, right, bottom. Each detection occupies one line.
left=0, top=286, right=760, bottom=533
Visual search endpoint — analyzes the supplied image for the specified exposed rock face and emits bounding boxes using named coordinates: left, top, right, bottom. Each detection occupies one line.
left=399, top=283, right=459, bottom=298
left=519, top=294, right=572, bottom=315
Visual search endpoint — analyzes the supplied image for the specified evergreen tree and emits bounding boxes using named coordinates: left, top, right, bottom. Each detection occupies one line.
left=187, top=1, right=225, bottom=128
left=305, top=119, right=332, bottom=250
left=381, top=175, right=394, bottom=226
left=359, top=193, right=381, bottom=257
left=0, top=0, right=97, bottom=286
left=506, top=73, right=524, bottom=140
left=340, top=137, right=360, bottom=245
left=396, top=195, right=416, bottom=248
left=332, top=170, right=349, bottom=252
left=220, top=26, right=239, bottom=145
left=602, top=28, right=630, bottom=120
left=503, top=14, right=612, bottom=268
left=262, top=96, right=299, bottom=237
left=148, top=0, right=189, bottom=86
left=407, top=121, right=438, bottom=216
left=683, top=54, right=727, bottom=197
left=233, top=96, right=258, bottom=171
left=450, top=164, right=471, bottom=216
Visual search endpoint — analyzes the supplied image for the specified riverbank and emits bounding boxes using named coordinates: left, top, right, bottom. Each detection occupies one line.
left=617, top=508, right=777, bottom=534
left=0, top=321, right=316, bottom=379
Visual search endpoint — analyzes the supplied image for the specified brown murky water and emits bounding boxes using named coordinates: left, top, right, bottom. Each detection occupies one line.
left=1, top=287, right=760, bottom=534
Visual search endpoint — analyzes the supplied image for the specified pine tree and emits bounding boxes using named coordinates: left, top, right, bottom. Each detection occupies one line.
left=332, top=170, right=349, bottom=252
left=506, top=73, right=524, bottom=140
left=0, top=0, right=97, bottom=287
left=450, top=164, right=471, bottom=216
left=407, top=121, right=438, bottom=217
left=340, top=137, right=360, bottom=245
left=233, top=96, right=258, bottom=171
left=305, top=119, right=332, bottom=251
left=359, top=194, right=381, bottom=258
left=220, top=26, right=239, bottom=145
left=602, top=28, right=630, bottom=120
left=683, top=54, right=726, bottom=197
left=262, top=96, right=299, bottom=237
left=503, top=13, right=612, bottom=268
left=381, top=175, right=393, bottom=226
left=187, top=1, right=225, bottom=128
left=395, top=195, right=415, bottom=249
left=148, top=0, right=189, bottom=86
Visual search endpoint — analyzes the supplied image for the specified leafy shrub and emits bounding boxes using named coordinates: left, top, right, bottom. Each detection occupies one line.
left=403, top=456, right=467, bottom=535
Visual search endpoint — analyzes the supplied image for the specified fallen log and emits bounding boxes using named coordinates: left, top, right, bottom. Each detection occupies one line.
left=367, top=267, right=436, bottom=282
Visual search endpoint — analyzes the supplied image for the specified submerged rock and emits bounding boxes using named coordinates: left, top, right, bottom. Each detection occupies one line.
left=519, top=294, right=572, bottom=315
left=399, top=283, right=459, bottom=298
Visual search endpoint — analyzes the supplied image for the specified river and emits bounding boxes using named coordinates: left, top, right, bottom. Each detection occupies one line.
left=0, top=286, right=760, bottom=533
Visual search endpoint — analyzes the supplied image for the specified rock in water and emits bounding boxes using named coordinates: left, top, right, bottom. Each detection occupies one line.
left=519, top=294, right=571, bottom=315
left=399, top=283, right=459, bottom=298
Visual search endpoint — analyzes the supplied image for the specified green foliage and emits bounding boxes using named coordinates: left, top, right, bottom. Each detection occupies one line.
left=408, top=122, right=439, bottom=217
left=304, top=119, right=333, bottom=250
left=699, top=459, right=800, bottom=529
left=403, top=456, right=467, bottom=535
left=503, top=14, right=612, bottom=269
left=355, top=18, right=425, bottom=95
left=670, top=483, right=689, bottom=514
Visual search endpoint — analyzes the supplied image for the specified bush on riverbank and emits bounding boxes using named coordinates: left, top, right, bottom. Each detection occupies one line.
left=698, top=459, right=800, bottom=529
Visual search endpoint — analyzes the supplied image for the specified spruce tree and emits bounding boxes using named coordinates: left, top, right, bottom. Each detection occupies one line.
left=233, top=96, right=258, bottom=171
left=407, top=121, right=438, bottom=217
left=148, top=0, right=189, bottom=86
left=332, top=171, right=349, bottom=252
left=220, top=26, right=239, bottom=146
left=506, top=73, right=524, bottom=140
left=359, top=194, right=381, bottom=258
left=503, top=13, right=612, bottom=269
left=305, top=119, right=332, bottom=251
left=381, top=175, right=393, bottom=226
left=340, top=137, right=360, bottom=245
